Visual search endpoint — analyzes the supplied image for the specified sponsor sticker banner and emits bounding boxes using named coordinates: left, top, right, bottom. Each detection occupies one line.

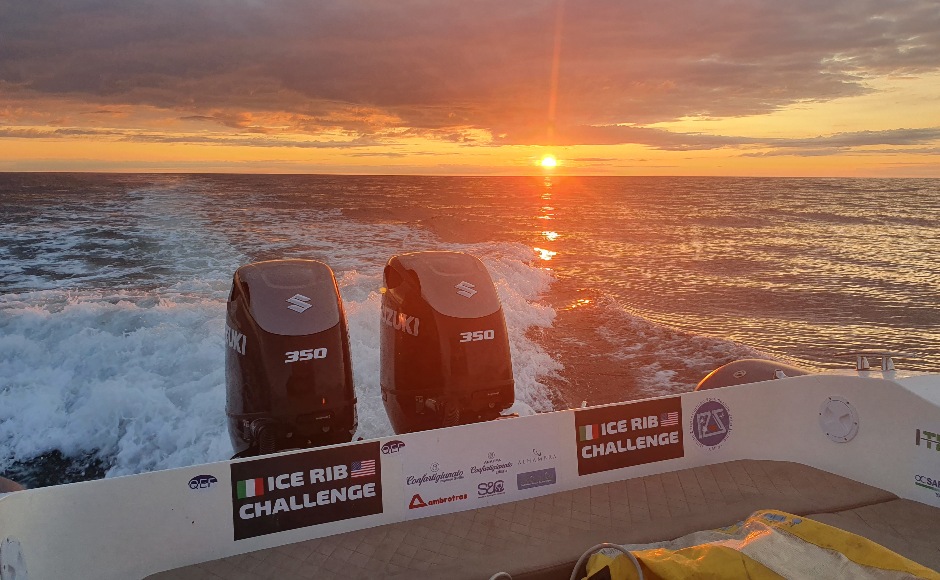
left=230, top=441, right=382, bottom=541
left=575, top=397, right=684, bottom=476
left=399, top=415, right=566, bottom=518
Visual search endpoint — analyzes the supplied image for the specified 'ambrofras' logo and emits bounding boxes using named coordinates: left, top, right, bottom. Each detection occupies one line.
left=691, top=399, right=732, bottom=449
left=406, top=462, right=465, bottom=486
left=575, top=397, right=684, bottom=476
left=230, top=441, right=382, bottom=541
left=409, top=493, right=468, bottom=509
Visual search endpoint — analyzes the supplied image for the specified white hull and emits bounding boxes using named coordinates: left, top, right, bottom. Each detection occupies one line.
left=1, top=370, right=939, bottom=578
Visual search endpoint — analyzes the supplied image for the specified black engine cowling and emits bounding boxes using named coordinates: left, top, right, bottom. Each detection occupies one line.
left=225, top=259, right=357, bottom=457
left=380, top=251, right=514, bottom=433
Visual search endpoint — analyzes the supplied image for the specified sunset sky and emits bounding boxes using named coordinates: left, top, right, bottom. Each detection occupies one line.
left=1, top=0, right=938, bottom=176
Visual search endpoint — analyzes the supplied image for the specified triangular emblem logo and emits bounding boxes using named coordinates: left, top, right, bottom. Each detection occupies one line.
left=408, top=494, right=427, bottom=509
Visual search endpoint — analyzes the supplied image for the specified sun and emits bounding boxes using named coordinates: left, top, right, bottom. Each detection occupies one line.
left=540, top=155, right=557, bottom=168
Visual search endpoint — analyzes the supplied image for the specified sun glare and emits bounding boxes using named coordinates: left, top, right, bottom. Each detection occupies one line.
left=540, top=155, right=557, bottom=168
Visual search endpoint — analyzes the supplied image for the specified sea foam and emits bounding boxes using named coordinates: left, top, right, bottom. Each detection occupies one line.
left=0, top=238, right=559, bottom=483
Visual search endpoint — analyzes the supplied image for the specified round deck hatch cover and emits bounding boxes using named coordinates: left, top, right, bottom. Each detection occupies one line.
left=819, top=396, right=859, bottom=443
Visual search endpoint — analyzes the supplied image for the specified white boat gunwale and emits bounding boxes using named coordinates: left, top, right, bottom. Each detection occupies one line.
left=1, top=369, right=939, bottom=579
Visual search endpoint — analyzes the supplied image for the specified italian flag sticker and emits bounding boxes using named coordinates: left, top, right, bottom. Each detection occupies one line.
left=579, top=424, right=600, bottom=441
left=237, top=478, right=265, bottom=499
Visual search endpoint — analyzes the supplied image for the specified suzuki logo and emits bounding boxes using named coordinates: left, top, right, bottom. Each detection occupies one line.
left=455, top=281, right=477, bottom=298
left=286, top=294, right=312, bottom=313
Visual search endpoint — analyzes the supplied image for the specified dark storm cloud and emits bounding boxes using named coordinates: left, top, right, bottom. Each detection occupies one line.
left=736, top=128, right=940, bottom=156
left=2, top=0, right=939, bottom=145
left=0, top=127, right=118, bottom=138
left=0, top=126, right=377, bottom=148
left=766, top=128, right=940, bottom=149
left=526, top=126, right=940, bottom=151
left=497, top=125, right=760, bottom=149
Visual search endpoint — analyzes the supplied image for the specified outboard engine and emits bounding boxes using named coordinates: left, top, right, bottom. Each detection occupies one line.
left=380, top=251, right=514, bottom=433
left=226, top=259, right=356, bottom=457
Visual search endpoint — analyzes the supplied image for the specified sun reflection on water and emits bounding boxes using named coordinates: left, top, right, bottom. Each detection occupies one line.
left=534, top=177, right=561, bottom=261
left=534, top=247, right=557, bottom=260
left=564, top=298, right=593, bottom=310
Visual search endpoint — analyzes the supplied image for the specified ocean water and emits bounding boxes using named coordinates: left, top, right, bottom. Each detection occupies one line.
left=1, top=173, right=938, bottom=487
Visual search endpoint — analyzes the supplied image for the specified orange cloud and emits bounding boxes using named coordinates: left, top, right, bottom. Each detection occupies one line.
left=1, top=0, right=939, bottom=173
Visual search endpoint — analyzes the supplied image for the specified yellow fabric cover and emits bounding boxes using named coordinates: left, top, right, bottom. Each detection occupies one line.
left=585, top=509, right=939, bottom=580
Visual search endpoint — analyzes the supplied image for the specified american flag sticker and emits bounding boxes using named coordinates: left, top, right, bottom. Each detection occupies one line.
left=579, top=424, right=600, bottom=441
left=236, top=478, right=265, bottom=499
left=351, top=459, right=376, bottom=478
left=660, top=412, right=679, bottom=427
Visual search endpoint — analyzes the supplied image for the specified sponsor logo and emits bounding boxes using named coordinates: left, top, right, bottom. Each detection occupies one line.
left=915, top=474, right=940, bottom=495
left=284, top=294, right=313, bottom=314
left=691, top=399, right=731, bottom=449
left=286, top=294, right=312, bottom=313
left=455, top=281, right=477, bottom=298
left=381, top=440, right=406, bottom=454
left=516, top=448, right=558, bottom=466
left=477, top=480, right=505, bottom=497
left=230, top=442, right=383, bottom=541
left=915, top=429, right=940, bottom=451
left=409, top=493, right=469, bottom=509
left=225, top=325, right=246, bottom=356
left=517, top=468, right=557, bottom=490
left=406, top=463, right=465, bottom=486
left=382, top=306, right=420, bottom=336
left=189, top=474, right=218, bottom=490
left=470, top=451, right=513, bottom=475
left=575, top=397, right=684, bottom=476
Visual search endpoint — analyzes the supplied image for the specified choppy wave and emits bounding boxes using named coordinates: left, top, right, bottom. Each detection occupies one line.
left=3, top=174, right=938, bottom=487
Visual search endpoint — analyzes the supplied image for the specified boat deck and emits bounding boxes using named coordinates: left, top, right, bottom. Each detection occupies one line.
left=149, top=459, right=940, bottom=579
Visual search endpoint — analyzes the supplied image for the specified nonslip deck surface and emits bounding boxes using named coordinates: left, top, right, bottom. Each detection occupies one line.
left=150, top=460, right=938, bottom=579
